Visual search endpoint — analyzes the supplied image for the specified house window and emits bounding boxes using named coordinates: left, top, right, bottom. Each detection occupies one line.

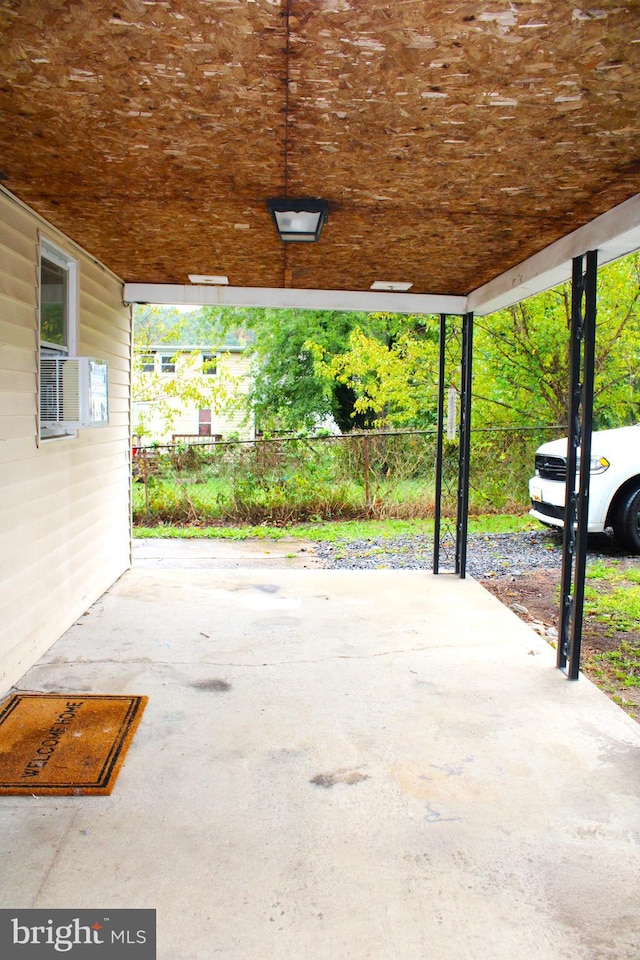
left=160, top=354, right=175, bottom=373
left=199, top=409, right=212, bottom=436
left=202, top=352, right=217, bottom=375
left=39, top=239, right=77, bottom=439
left=40, top=240, right=76, bottom=357
left=140, top=354, right=155, bottom=372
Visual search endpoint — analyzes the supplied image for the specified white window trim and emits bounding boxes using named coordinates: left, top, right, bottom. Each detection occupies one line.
left=39, top=236, right=79, bottom=440
left=39, top=237, right=78, bottom=355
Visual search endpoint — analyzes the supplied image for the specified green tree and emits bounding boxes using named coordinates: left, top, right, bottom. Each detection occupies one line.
left=143, top=251, right=640, bottom=439
left=311, top=313, right=440, bottom=429
left=473, top=253, right=640, bottom=428
left=209, top=306, right=373, bottom=433
left=312, top=254, right=640, bottom=432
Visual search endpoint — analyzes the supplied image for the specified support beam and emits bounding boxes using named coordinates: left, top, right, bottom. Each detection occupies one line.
left=432, top=312, right=473, bottom=578
left=558, top=251, right=598, bottom=680
left=456, top=312, right=474, bottom=578
left=124, top=282, right=467, bottom=317
left=433, top=314, right=447, bottom=575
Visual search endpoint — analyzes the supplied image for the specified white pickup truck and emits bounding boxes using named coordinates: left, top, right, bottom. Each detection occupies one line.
left=529, top=424, right=640, bottom=553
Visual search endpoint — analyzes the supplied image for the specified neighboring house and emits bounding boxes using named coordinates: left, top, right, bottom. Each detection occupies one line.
left=0, top=189, right=131, bottom=693
left=132, top=337, right=254, bottom=444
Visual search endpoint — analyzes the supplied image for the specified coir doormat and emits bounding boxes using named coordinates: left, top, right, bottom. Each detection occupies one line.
left=0, top=693, right=147, bottom=796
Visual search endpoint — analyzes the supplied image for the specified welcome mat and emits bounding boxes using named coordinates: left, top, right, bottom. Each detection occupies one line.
left=0, top=693, right=147, bottom=796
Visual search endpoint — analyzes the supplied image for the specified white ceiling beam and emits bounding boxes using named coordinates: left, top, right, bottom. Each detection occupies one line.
left=468, top=193, right=640, bottom=316
left=124, top=283, right=468, bottom=316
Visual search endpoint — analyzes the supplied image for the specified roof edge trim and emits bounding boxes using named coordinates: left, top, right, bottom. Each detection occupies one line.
left=468, top=193, right=640, bottom=316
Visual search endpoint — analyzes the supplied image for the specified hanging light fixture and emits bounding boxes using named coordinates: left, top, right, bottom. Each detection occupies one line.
left=266, top=197, right=329, bottom=242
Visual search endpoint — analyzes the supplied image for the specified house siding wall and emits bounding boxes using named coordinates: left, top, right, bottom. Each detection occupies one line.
left=0, top=189, right=132, bottom=695
left=133, top=349, right=255, bottom=442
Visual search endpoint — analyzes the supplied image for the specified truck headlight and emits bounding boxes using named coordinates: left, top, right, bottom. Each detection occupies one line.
left=576, top=455, right=610, bottom=474
left=589, top=455, right=610, bottom=474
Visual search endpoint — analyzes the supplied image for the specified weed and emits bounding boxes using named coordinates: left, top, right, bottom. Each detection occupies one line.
left=132, top=428, right=558, bottom=526
left=589, top=641, right=640, bottom=688
left=584, top=580, right=640, bottom=635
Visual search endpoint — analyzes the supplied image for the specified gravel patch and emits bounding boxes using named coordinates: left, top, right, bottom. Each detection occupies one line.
left=313, top=528, right=632, bottom=578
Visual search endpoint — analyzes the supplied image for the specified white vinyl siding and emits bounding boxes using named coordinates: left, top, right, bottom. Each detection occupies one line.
left=0, top=188, right=132, bottom=695
left=132, top=348, right=254, bottom=442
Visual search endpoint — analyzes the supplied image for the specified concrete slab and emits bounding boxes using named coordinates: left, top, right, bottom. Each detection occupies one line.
left=133, top=536, right=323, bottom=569
left=1, top=558, right=639, bottom=959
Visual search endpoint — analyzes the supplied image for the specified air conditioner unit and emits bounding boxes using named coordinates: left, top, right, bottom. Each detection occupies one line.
left=40, top=357, right=109, bottom=429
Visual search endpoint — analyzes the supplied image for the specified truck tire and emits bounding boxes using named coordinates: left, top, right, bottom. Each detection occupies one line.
left=613, top=483, right=640, bottom=554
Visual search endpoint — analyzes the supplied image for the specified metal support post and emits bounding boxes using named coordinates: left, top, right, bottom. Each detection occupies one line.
left=433, top=313, right=447, bottom=574
left=558, top=251, right=597, bottom=679
left=456, top=312, right=473, bottom=578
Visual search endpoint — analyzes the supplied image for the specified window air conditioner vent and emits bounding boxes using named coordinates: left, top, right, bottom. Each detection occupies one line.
left=40, top=357, right=109, bottom=429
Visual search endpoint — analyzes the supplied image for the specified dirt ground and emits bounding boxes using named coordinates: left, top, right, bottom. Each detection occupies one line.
left=481, top=563, right=640, bottom=723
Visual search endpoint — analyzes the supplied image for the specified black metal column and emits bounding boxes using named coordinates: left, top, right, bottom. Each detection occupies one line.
left=433, top=313, right=447, bottom=574
left=456, top=312, right=473, bottom=578
left=558, top=251, right=597, bottom=679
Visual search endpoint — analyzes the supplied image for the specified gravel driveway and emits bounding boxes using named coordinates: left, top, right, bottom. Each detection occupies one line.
left=313, top=528, right=633, bottom=578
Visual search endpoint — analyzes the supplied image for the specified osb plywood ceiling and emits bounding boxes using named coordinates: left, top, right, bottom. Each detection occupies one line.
left=1, top=0, right=639, bottom=295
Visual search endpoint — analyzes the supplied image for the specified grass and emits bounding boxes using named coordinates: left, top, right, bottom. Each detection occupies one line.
left=582, top=561, right=640, bottom=713
left=133, top=513, right=539, bottom=542
left=584, top=563, right=640, bottom=636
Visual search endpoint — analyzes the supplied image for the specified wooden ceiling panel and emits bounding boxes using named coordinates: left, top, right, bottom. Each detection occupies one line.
left=1, top=0, right=638, bottom=294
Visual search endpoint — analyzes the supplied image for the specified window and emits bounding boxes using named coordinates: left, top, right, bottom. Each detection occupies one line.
left=140, top=354, right=155, bottom=372
left=202, top=352, right=217, bottom=375
left=40, top=239, right=76, bottom=357
left=39, top=239, right=77, bottom=438
left=160, top=354, right=175, bottom=373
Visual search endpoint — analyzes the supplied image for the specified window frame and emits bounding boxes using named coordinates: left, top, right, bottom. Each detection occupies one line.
left=39, top=237, right=78, bottom=440
left=39, top=238, right=77, bottom=357
left=202, top=352, right=218, bottom=376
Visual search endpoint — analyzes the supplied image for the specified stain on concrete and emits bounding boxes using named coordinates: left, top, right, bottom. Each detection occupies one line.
left=190, top=679, right=232, bottom=692
left=310, top=769, right=370, bottom=788
left=432, top=756, right=475, bottom=777
left=424, top=802, right=462, bottom=823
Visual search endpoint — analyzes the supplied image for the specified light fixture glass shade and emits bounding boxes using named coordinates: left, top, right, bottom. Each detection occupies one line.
left=267, top=198, right=329, bottom=242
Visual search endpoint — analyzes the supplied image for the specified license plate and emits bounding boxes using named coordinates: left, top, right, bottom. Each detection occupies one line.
left=531, top=484, right=542, bottom=502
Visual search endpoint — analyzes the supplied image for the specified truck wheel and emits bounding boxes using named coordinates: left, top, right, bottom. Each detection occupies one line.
left=613, top=484, right=640, bottom=554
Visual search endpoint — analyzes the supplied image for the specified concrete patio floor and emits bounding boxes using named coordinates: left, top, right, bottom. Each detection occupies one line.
left=1, top=541, right=639, bottom=959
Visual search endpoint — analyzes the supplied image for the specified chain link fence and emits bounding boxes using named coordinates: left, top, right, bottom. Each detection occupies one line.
left=132, top=426, right=565, bottom=526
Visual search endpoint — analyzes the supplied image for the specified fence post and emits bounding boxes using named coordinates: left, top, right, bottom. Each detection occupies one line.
left=143, top=447, right=150, bottom=520
left=364, top=434, right=371, bottom=513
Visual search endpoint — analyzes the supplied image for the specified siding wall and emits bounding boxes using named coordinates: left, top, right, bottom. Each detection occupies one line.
left=0, top=189, right=132, bottom=695
left=133, top=350, right=255, bottom=442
